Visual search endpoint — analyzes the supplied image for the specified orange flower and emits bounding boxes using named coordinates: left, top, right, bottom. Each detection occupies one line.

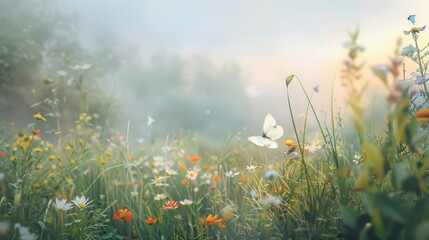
left=212, top=175, right=220, bottom=181
left=211, top=186, right=216, bottom=191
left=241, top=176, right=248, bottom=183
left=0, top=151, right=7, bottom=158
left=187, top=155, right=201, bottom=163
left=144, top=217, right=157, bottom=225
left=161, top=200, right=179, bottom=211
left=178, top=164, right=187, bottom=171
left=201, top=214, right=225, bottom=228
left=113, top=208, right=133, bottom=222
left=204, top=164, right=212, bottom=170
left=415, top=108, right=429, bottom=118
left=181, top=179, right=188, bottom=185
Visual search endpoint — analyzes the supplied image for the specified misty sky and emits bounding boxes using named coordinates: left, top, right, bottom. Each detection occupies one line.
left=57, top=0, right=427, bottom=137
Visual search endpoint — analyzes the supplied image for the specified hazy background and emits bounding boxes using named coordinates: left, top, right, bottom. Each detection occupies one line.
left=1, top=0, right=427, bottom=146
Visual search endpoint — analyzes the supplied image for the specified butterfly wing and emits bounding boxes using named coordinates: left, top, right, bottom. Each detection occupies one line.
left=408, top=15, right=416, bottom=25
left=262, top=113, right=284, bottom=140
left=265, top=125, right=284, bottom=140
left=262, top=113, right=276, bottom=134
left=248, top=136, right=278, bottom=149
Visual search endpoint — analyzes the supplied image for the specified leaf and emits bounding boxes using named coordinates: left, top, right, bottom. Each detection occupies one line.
left=285, top=75, right=295, bottom=87
left=414, top=221, right=429, bottom=240
left=340, top=205, right=358, bottom=229
left=369, top=193, right=404, bottom=224
left=355, top=169, right=370, bottom=191
left=362, top=141, right=385, bottom=181
left=392, top=162, right=409, bottom=189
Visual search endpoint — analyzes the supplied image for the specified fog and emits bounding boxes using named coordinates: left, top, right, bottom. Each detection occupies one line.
left=0, top=0, right=427, bottom=146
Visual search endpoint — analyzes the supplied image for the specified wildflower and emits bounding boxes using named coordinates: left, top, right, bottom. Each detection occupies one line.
left=241, top=176, right=248, bottom=183
left=144, top=217, right=157, bottom=225
left=161, top=200, right=179, bottom=211
left=212, top=175, right=220, bottom=181
left=10, top=155, right=17, bottom=162
left=264, top=170, right=278, bottom=179
left=179, top=199, right=194, bottom=206
left=65, top=145, right=72, bottom=151
left=188, top=155, right=201, bottom=163
left=33, top=113, right=47, bottom=121
left=71, top=196, right=93, bottom=210
left=181, top=179, right=188, bottom=185
left=204, top=164, right=211, bottom=170
left=14, top=223, right=37, bottom=240
left=400, top=44, right=418, bottom=57
left=404, top=25, right=426, bottom=35
left=150, top=176, right=168, bottom=186
left=0, top=151, right=6, bottom=158
left=246, top=165, right=257, bottom=172
left=33, top=147, right=43, bottom=153
left=186, top=169, right=198, bottom=180
left=411, top=72, right=429, bottom=85
left=352, top=154, right=362, bottom=165
left=211, top=186, right=216, bottom=191
left=113, top=209, right=133, bottom=222
left=99, top=156, right=106, bottom=166
left=261, top=195, right=282, bottom=207
left=224, top=171, right=239, bottom=178
left=130, top=191, right=139, bottom=197
left=54, top=198, right=73, bottom=211
left=283, top=139, right=294, bottom=147
left=33, top=183, right=41, bottom=189
left=178, top=164, right=187, bottom=171
left=32, top=128, right=41, bottom=135
left=166, top=168, right=178, bottom=176
left=154, top=193, right=167, bottom=201
left=201, top=214, right=225, bottom=228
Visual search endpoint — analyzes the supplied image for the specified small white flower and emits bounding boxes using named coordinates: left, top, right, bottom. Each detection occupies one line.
left=54, top=198, right=73, bottom=211
left=154, top=193, right=167, bottom=201
left=69, top=64, right=92, bottom=71
left=404, top=25, right=426, bottom=35
left=186, top=169, right=198, bottom=180
left=261, top=195, right=282, bottom=206
left=224, top=171, right=239, bottom=178
left=71, top=196, right=93, bottom=210
left=400, top=44, right=418, bottom=57
left=246, top=165, right=257, bottom=172
left=179, top=199, right=194, bottom=205
left=130, top=191, right=139, bottom=197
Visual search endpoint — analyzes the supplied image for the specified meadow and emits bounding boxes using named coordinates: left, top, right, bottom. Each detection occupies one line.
left=2, top=2, right=429, bottom=240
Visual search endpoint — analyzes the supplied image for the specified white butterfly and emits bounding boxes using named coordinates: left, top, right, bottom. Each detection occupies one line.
left=147, top=116, right=155, bottom=126
left=248, top=113, right=284, bottom=149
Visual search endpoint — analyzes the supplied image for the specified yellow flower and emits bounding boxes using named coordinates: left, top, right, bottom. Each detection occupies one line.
left=33, top=113, right=47, bottom=121
left=66, top=178, right=73, bottom=184
left=10, top=155, right=17, bottom=162
left=69, top=159, right=76, bottom=164
left=99, top=156, right=106, bottom=166
left=283, top=139, right=294, bottom=147
left=33, top=183, right=42, bottom=189
left=65, top=145, right=72, bottom=151
left=49, top=155, right=56, bottom=161
left=201, top=214, right=225, bottom=228
left=33, top=147, right=43, bottom=153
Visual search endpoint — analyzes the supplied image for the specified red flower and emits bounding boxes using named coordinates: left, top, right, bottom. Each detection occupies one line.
left=32, top=128, right=42, bottom=135
left=113, top=208, right=133, bottom=222
left=0, top=151, right=7, bottom=158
